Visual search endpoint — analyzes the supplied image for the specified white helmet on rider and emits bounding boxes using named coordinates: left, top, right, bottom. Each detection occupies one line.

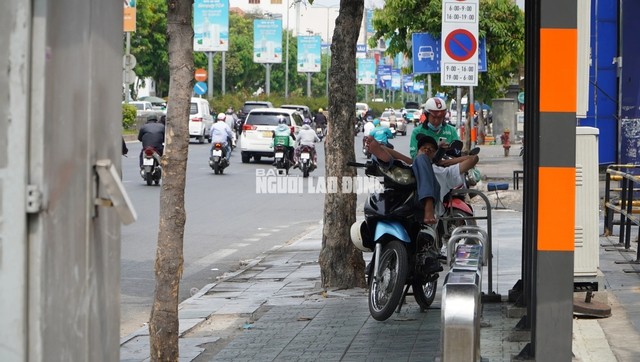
left=217, top=112, right=226, bottom=121
left=424, top=97, right=447, bottom=115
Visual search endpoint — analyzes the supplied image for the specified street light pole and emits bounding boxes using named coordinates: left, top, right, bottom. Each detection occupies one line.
left=325, top=8, right=330, bottom=99
left=285, top=0, right=290, bottom=98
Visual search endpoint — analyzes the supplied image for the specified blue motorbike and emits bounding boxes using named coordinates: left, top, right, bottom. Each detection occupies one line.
left=349, top=159, right=441, bottom=321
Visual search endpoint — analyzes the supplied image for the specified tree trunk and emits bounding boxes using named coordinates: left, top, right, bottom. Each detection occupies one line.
left=149, top=0, right=193, bottom=360
left=319, top=0, right=367, bottom=289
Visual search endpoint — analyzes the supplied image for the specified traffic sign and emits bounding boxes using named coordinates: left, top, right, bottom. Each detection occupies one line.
left=518, top=92, right=525, bottom=104
left=123, top=69, right=136, bottom=85
left=123, top=54, right=136, bottom=69
left=441, top=0, right=479, bottom=86
left=194, top=81, right=207, bottom=95
left=412, top=32, right=487, bottom=74
left=194, top=68, right=207, bottom=82
left=444, top=29, right=477, bottom=61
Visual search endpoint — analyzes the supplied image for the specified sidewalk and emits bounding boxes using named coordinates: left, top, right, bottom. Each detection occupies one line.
left=120, top=144, right=640, bottom=361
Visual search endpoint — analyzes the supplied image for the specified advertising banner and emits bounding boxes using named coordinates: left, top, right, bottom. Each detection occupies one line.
left=297, top=36, right=322, bottom=73
left=377, top=65, right=391, bottom=89
left=413, top=80, right=424, bottom=94
left=357, top=58, right=376, bottom=85
left=253, top=19, right=283, bottom=64
left=391, top=69, right=401, bottom=91
left=402, top=74, right=413, bottom=93
left=194, top=0, right=229, bottom=52
left=123, top=1, right=136, bottom=32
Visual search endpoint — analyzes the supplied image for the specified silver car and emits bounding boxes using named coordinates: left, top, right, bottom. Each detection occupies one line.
left=380, top=110, right=407, bottom=136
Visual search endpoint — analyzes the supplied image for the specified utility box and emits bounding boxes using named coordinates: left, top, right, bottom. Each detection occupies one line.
left=574, top=127, right=600, bottom=278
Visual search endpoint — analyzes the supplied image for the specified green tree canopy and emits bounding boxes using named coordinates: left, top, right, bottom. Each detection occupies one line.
left=369, top=0, right=524, bottom=103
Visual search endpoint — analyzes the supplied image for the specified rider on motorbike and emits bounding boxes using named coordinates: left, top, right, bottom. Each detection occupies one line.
left=137, top=117, right=165, bottom=167
left=410, top=97, right=460, bottom=159
left=210, top=112, right=235, bottom=161
left=369, top=118, right=394, bottom=149
left=272, top=118, right=295, bottom=164
left=293, top=119, right=320, bottom=169
left=313, top=108, right=327, bottom=132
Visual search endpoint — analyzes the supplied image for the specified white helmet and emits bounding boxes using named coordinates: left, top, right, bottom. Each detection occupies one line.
left=217, top=112, right=226, bottom=121
left=424, top=97, right=447, bottom=114
left=350, top=222, right=372, bottom=252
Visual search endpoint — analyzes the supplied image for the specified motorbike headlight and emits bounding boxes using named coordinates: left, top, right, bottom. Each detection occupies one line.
left=379, top=165, right=415, bottom=186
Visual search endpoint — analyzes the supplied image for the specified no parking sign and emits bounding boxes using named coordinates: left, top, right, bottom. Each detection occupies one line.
left=441, top=0, right=479, bottom=86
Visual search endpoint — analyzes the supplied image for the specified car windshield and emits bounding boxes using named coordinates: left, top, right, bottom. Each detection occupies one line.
left=246, top=112, right=291, bottom=126
left=381, top=111, right=393, bottom=118
left=132, top=103, right=145, bottom=110
left=243, top=104, right=269, bottom=114
left=395, top=111, right=404, bottom=118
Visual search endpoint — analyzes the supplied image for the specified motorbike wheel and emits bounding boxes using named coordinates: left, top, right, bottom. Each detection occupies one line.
left=302, top=165, right=309, bottom=178
left=412, top=279, right=437, bottom=310
left=213, top=163, right=220, bottom=175
left=154, top=178, right=160, bottom=186
left=145, top=173, right=152, bottom=186
left=369, top=240, right=408, bottom=321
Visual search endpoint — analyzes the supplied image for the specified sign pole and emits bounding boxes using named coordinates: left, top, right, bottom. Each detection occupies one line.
left=207, top=52, right=214, bottom=98
left=222, top=52, right=226, bottom=95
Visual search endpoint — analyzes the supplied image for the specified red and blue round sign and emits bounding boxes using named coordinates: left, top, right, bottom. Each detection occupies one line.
left=444, top=29, right=477, bottom=62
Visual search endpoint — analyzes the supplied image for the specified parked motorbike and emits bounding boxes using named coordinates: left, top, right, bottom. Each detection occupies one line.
left=140, top=146, right=162, bottom=186
left=349, top=159, right=442, bottom=321
left=436, top=140, right=480, bottom=248
left=298, top=144, right=316, bottom=178
left=209, top=142, right=229, bottom=175
left=273, top=144, right=293, bottom=175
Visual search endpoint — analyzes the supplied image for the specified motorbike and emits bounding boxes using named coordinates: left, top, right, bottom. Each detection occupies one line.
left=349, top=159, right=442, bottom=321
left=234, top=118, right=244, bottom=138
left=140, top=146, right=162, bottom=186
left=209, top=142, right=229, bottom=175
left=298, top=144, right=316, bottom=178
left=273, top=144, right=293, bottom=175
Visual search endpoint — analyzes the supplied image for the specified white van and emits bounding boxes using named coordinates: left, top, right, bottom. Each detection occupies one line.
left=189, top=97, right=214, bottom=143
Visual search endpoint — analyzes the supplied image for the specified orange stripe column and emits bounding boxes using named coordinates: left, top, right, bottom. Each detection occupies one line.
left=534, top=1, right=577, bottom=360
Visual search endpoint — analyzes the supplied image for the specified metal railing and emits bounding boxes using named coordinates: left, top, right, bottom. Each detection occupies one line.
left=603, top=165, right=640, bottom=272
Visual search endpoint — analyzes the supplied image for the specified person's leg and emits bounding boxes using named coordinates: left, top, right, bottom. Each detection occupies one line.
left=412, top=154, right=440, bottom=225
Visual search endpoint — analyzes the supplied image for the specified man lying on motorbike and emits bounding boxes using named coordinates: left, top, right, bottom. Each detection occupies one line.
left=293, top=119, right=320, bottom=169
left=365, top=134, right=478, bottom=224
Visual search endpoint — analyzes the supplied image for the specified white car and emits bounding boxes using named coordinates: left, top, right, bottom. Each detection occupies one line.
left=240, top=108, right=304, bottom=163
left=188, top=97, right=214, bottom=144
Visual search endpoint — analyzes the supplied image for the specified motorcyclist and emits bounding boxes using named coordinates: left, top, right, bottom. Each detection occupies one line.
left=294, top=119, right=320, bottom=169
left=409, top=96, right=459, bottom=159
left=210, top=112, right=235, bottom=162
left=137, top=117, right=165, bottom=167
left=369, top=118, right=394, bottom=149
left=224, top=107, right=239, bottom=134
left=313, top=108, right=327, bottom=131
left=272, top=118, right=295, bottom=164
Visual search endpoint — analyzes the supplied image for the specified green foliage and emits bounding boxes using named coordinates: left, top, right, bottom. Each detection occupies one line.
left=130, top=0, right=169, bottom=97
left=122, top=104, right=137, bottom=130
left=369, top=0, right=524, bottom=104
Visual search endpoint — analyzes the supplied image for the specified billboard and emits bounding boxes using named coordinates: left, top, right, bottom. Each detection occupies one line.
left=297, top=36, right=322, bottom=73
left=194, top=0, right=229, bottom=52
left=253, top=19, right=283, bottom=64
left=357, top=58, right=376, bottom=85
left=123, top=0, right=136, bottom=32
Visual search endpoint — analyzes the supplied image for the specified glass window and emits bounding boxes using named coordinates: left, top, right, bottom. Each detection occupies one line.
left=190, top=103, right=198, bottom=115
left=271, top=0, right=282, bottom=3
left=246, top=112, right=291, bottom=126
left=249, top=0, right=260, bottom=4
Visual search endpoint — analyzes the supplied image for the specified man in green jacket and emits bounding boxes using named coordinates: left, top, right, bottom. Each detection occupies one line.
left=409, top=96, right=459, bottom=159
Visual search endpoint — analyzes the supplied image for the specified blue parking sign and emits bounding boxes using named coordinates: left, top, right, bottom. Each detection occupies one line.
left=412, top=33, right=440, bottom=74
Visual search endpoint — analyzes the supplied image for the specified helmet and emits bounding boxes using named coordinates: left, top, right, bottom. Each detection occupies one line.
left=350, top=221, right=372, bottom=252
left=318, top=108, right=323, bottom=112
left=217, top=112, right=226, bottom=121
left=303, top=118, right=311, bottom=125
left=372, top=118, right=380, bottom=126
left=424, top=97, right=447, bottom=114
